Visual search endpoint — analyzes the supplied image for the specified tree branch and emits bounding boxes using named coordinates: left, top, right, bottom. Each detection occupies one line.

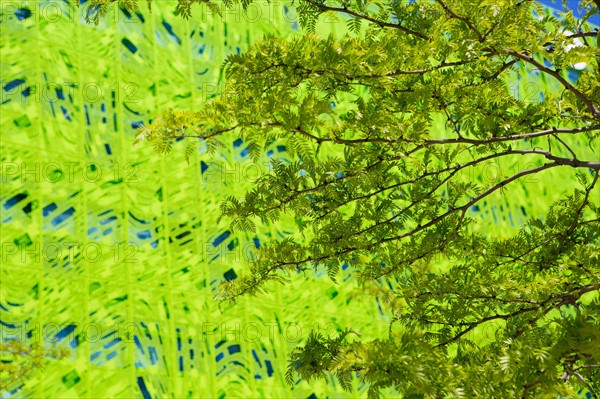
left=503, top=49, right=600, bottom=119
left=265, top=162, right=560, bottom=276
left=377, top=162, right=560, bottom=245
left=426, top=125, right=600, bottom=146
left=304, top=0, right=428, bottom=40
left=435, top=0, right=484, bottom=42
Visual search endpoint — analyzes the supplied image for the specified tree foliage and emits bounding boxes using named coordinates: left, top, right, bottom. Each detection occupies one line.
left=0, top=340, right=69, bottom=394
left=96, top=0, right=599, bottom=397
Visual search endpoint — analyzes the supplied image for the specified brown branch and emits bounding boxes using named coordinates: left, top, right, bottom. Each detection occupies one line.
left=566, top=31, right=599, bottom=40
left=521, top=380, right=540, bottom=398
left=304, top=0, right=428, bottom=40
left=572, top=371, right=596, bottom=396
left=171, top=124, right=241, bottom=140
left=436, top=0, right=485, bottom=42
left=503, top=49, right=600, bottom=119
left=567, top=171, right=599, bottom=238
left=425, top=125, right=600, bottom=146
left=433, top=305, right=541, bottom=348
left=175, top=120, right=596, bottom=151
left=340, top=150, right=556, bottom=241
left=512, top=283, right=600, bottom=339
left=481, top=0, right=531, bottom=41
left=358, top=59, right=487, bottom=78
left=506, top=149, right=600, bottom=169
left=313, top=150, right=513, bottom=221
left=270, top=162, right=561, bottom=273
left=262, top=157, right=388, bottom=213
left=415, top=291, right=543, bottom=305
left=221, top=159, right=598, bottom=303
left=290, top=124, right=600, bottom=150
left=552, top=133, right=579, bottom=161
left=574, top=365, right=600, bottom=370
left=376, top=162, right=560, bottom=245
left=433, top=282, right=600, bottom=348
left=487, top=59, right=519, bottom=80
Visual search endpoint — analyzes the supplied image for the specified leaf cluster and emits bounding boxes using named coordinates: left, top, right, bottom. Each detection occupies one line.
left=0, top=340, right=70, bottom=394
